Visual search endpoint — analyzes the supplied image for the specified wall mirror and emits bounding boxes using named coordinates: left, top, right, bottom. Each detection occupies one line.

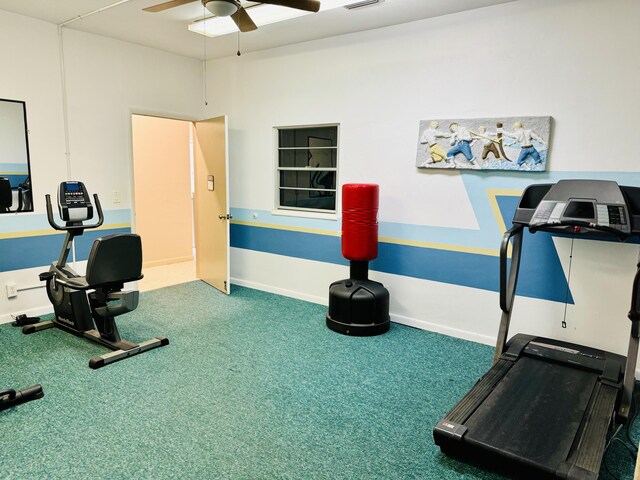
left=0, top=98, right=33, bottom=213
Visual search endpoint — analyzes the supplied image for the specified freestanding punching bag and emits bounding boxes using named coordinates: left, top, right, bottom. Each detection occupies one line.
left=326, top=184, right=390, bottom=336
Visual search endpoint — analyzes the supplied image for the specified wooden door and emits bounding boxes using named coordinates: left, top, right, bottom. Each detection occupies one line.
left=193, top=116, right=230, bottom=294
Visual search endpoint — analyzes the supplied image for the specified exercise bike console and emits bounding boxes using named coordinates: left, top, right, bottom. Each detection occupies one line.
left=58, top=181, right=93, bottom=222
left=45, top=181, right=103, bottom=235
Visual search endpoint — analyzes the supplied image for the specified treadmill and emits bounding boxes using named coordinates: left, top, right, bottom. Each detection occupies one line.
left=434, top=180, right=640, bottom=480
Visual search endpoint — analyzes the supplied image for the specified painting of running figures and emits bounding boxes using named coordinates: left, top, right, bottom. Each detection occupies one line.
left=415, top=116, right=552, bottom=171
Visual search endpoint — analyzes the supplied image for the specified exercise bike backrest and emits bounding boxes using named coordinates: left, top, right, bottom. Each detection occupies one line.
left=45, top=181, right=104, bottom=232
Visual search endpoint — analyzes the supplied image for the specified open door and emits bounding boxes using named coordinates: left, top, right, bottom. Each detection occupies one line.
left=193, top=116, right=230, bottom=294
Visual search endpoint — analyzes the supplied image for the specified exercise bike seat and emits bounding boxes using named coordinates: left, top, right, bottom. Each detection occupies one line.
left=53, top=234, right=143, bottom=291
left=85, top=234, right=143, bottom=288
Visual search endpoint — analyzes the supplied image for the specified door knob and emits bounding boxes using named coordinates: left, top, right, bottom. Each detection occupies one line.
left=218, top=213, right=233, bottom=220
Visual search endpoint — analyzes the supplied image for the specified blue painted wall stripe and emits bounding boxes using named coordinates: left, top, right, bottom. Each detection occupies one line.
left=230, top=221, right=573, bottom=303
left=0, top=227, right=131, bottom=273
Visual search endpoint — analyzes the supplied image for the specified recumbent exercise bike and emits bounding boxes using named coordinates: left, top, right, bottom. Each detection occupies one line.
left=23, top=181, right=169, bottom=368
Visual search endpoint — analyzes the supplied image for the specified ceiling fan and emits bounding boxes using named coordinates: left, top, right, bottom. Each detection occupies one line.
left=143, top=0, right=321, bottom=32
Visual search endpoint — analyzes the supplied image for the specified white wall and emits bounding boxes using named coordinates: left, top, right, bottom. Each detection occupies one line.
left=0, top=10, right=203, bottom=322
left=207, top=0, right=640, bottom=358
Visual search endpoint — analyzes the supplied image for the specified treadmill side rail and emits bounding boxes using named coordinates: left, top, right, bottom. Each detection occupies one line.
left=434, top=420, right=468, bottom=441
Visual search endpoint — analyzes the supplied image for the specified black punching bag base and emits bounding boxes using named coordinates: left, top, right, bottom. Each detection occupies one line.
left=326, top=278, right=390, bottom=336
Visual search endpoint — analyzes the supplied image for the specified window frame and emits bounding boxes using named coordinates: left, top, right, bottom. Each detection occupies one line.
left=273, top=123, right=340, bottom=218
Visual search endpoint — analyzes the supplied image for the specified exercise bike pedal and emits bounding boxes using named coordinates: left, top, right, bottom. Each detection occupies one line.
left=39, top=271, right=54, bottom=281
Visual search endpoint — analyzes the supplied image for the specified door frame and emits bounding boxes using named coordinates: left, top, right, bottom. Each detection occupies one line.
left=127, top=108, right=230, bottom=291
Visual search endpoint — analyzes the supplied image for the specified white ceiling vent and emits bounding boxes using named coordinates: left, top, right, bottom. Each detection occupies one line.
left=344, top=0, right=383, bottom=10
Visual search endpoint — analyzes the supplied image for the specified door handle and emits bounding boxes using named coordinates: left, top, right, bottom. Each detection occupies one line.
left=218, top=214, right=233, bottom=220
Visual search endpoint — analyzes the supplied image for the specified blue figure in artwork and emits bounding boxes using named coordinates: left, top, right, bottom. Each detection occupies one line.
left=501, top=122, right=547, bottom=170
left=446, top=122, right=478, bottom=169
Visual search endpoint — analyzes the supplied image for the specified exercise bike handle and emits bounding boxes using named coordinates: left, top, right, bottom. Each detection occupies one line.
left=45, top=193, right=104, bottom=231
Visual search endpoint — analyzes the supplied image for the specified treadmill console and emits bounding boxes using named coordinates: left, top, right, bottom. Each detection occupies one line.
left=517, top=180, right=636, bottom=237
left=58, top=181, right=93, bottom=223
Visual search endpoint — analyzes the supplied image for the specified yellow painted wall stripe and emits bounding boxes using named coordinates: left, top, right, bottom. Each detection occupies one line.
left=379, top=236, right=499, bottom=257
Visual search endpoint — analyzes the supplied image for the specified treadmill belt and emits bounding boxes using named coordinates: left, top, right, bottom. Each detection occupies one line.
left=464, top=356, right=598, bottom=470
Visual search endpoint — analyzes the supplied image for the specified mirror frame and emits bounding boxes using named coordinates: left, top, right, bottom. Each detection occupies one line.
left=0, top=98, right=33, bottom=214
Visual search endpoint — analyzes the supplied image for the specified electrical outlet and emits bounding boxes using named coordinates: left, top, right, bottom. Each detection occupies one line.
left=112, top=190, right=121, bottom=204
left=5, top=282, right=17, bottom=299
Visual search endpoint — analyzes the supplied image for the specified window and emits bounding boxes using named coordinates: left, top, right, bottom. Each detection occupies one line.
left=275, top=124, right=338, bottom=214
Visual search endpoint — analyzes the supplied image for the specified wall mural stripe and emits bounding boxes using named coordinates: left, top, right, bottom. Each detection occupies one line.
left=0, top=227, right=131, bottom=272
left=229, top=172, right=640, bottom=303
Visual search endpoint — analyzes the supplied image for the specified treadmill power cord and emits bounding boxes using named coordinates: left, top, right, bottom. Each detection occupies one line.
left=561, top=237, right=575, bottom=329
left=603, top=410, right=639, bottom=479
left=603, top=425, right=625, bottom=479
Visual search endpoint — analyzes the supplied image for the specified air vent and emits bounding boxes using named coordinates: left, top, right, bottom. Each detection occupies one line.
left=344, top=0, right=383, bottom=10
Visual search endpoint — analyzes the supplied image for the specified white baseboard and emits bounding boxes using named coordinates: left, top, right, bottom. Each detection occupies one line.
left=389, top=312, right=496, bottom=346
left=231, top=276, right=495, bottom=346
left=231, top=276, right=328, bottom=306
left=0, top=304, right=53, bottom=326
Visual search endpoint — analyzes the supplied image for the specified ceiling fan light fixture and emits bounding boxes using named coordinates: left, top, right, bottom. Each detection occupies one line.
left=204, top=0, right=239, bottom=17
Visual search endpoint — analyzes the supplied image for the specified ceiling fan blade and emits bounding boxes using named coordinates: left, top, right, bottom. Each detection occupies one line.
left=143, top=0, right=197, bottom=13
left=256, top=0, right=321, bottom=13
left=231, top=7, right=258, bottom=32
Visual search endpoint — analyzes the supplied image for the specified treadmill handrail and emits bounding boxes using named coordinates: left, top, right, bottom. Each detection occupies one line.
left=529, top=219, right=627, bottom=240
left=45, top=193, right=104, bottom=231
left=620, top=261, right=640, bottom=423
left=500, top=224, right=524, bottom=313
left=494, top=224, right=524, bottom=362
left=628, top=262, right=640, bottom=323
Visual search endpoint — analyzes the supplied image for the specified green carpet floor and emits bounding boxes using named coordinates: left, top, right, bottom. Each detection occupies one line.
left=0, top=282, right=636, bottom=479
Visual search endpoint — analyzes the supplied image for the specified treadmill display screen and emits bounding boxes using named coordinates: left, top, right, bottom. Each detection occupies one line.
left=564, top=201, right=594, bottom=219
left=65, top=183, right=80, bottom=192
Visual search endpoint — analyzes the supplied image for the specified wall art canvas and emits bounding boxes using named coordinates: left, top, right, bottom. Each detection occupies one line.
left=416, top=116, right=551, bottom=171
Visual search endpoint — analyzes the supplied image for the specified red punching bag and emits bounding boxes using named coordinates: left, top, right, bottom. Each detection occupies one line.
left=341, top=184, right=379, bottom=261
left=326, top=183, right=389, bottom=336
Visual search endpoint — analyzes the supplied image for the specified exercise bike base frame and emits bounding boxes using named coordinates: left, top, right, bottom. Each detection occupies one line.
left=23, top=319, right=170, bottom=369
left=89, top=337, right=170, bottom=369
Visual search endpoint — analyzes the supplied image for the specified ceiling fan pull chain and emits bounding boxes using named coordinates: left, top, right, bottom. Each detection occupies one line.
left=237, top=30, right=242, bottom=56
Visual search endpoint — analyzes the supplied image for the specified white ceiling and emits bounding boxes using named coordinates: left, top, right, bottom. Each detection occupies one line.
left=0, top=0, right=516, bottom=59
